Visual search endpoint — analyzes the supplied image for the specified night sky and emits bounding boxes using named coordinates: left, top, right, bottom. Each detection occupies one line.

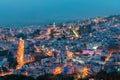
left=0, top=0, right=120, bottom=25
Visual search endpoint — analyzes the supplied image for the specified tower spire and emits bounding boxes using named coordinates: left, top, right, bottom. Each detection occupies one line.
left=53, top=22, right=56, bottom=27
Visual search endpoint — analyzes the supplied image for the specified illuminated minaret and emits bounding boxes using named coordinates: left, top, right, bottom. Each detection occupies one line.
left=16, top=38, right=24, bottom=69
left=53, top=22, right=56, bottom=28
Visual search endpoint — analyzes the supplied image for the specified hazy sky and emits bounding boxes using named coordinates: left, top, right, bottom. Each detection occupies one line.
left=0, top=0, right=120, bottom=25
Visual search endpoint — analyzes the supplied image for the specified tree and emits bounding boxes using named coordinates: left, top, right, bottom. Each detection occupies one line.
left=33, top=29, right=41, bottom=36
left=7, top=56, right=18, bottom=69
left=15, top=33, right=27, bottom=39
left=0, top=74, right=35, bottom=80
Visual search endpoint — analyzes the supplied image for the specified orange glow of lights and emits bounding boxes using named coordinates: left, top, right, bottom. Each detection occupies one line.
left=74, top=73, right=81, bottom=79
left=82, top=66, right=89, bottom=78
left=104, top=49, right=120, bottom=63
left=0, top=72, right=13, bottom=76
left=47, top=50, right=53, bottom=56
left=34, top=45, right=41, bottom=53
left=16, top=39, right=35, bottom=70
left=16, top=38, right=24, bottom=69
left=53, top=67, right=62, bottom=75
left=67, top=51, right=73, bottom=59
left=104, top=52, right=113, bottom=63
left=46, top=28, right=51, bottom=35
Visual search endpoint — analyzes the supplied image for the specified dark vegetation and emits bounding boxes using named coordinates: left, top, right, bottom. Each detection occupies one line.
left=0, top=71, right=120, bottom=80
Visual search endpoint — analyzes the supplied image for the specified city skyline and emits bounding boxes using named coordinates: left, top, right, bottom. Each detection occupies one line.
left=0, top=1, right=120, bottom=80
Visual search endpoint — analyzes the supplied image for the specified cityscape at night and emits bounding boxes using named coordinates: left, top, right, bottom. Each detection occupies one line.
left=0, top=0, right=120, bottom=80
